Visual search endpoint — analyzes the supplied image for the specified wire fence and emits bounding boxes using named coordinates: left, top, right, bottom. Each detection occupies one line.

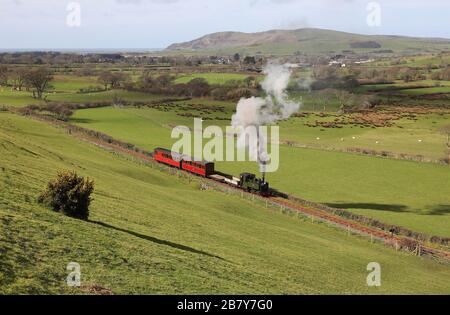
left=20, top=111, right=450, bottom=265
left=143, top=163, right=450, bottom=264
left=88, top=138, right=450, bottom=265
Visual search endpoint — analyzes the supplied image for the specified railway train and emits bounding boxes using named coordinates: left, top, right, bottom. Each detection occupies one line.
left=154, top=147, right=270, bottom=196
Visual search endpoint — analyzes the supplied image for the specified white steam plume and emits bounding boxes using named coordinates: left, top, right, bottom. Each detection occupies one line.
left=231, top=62, right=301, bottom=173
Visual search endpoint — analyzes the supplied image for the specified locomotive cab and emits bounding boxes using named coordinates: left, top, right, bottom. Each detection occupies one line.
left=239, top=173, right=270, bottom=196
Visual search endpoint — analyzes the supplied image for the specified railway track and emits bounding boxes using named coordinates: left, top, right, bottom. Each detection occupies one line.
left=269, top=198, right=450, bottom=261
left=76, top=131, right=450, bottom=263
left=271, top=198, right=391, bottom=240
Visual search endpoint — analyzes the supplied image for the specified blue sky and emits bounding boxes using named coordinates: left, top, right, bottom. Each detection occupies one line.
left=0, top=0, right=449, bottom=49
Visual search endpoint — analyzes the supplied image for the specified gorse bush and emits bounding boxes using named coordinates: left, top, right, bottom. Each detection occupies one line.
left=38, top=170, right=94, bottom=220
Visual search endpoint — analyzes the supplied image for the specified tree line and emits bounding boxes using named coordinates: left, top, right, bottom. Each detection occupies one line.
left=0, top=66, right=53, bottom=99
left=125, top=71, right=260, bottom=101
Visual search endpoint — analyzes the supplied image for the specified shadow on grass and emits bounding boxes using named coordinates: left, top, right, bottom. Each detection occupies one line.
left=427, top=205, right=450, bottom=216
left=325, top=203, right=409, bottom=212
left=0, top=248, right=16, bottom=287
left=69, top=118, right=97, bottom=124
left=0, top=217, right=17, bottom=287
left=90, top=220, right=225, bottom=261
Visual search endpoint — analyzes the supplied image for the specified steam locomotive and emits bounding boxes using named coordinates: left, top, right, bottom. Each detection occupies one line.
left=153, top=148, right=270, bottom=196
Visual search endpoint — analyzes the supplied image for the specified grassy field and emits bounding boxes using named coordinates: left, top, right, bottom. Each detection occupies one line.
left=400, top=55, right=450, bottom=67
left=51, top=75, right=101, bottom=92
left=1, top=68, right=449, bottom=237
left=280, top=112, right=450, bottom=160
left=0, top=89, right=45, bottom=107
left=174, top=73, right=253, bottom=85
left=166, top=29, right=450, bottom=56
left=401, top=87, right=450, bottom=95
left=358, top=80, right=450, bottom=93
left=366, top=55, right=450, bottom=68
left=289, top=91, right=342, bottom=112
left=1, top=112, right=450, bottom=294
left=0, top=72, right=257, bottom=108
left=0, top=87, right=170, bottom=108
left=71, top=106, right=450, bottom=237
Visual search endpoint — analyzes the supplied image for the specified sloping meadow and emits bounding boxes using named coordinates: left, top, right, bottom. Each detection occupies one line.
left=0, top=112, right=449, bottom=294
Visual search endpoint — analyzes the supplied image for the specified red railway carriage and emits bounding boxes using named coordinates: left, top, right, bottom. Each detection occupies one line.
left=153, top=148, right=215, bottom=178
left=153, top=148, right=182, bottom=168
left=182, top=159, right=215, bottom=177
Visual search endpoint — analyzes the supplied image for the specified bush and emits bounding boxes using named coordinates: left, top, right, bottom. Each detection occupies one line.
left=226, top=87, right=254, bottom=100
left=38, top=170, right=94, bottom=220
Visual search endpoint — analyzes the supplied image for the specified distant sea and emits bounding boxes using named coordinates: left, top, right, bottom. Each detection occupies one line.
left=0, top=48, right=164, bottom=53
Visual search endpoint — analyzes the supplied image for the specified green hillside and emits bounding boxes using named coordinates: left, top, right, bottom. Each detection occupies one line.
left=71, top=106, right=450, bottom=237
left=1, top=112, right=449, bottom=294
left=166, top=28, right=450, bottom=55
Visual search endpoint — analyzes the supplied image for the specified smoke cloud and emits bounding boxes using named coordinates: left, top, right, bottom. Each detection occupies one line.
left=231, top=62, right=301, bottom=173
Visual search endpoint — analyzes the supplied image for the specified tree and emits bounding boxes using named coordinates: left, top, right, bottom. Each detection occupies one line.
left=233, top=53, right=240, bottom=62
left=430, top=67, right=450, bottom=81
left=25, top=67, right=53, bottom=99
left=244, top=76, right=257, bottom=88
left=315, top=89, right=334, bottom=111
left=38, top=170, right=94, bottom=220
left=334, top=90, right=353, bottom=113
left=312, top=65, right=337, bottom=80
left=334, top=90, right=372, bottom=114
left=243, top=56, right=256, bottom=65
left=139, top=71, right=155, bottom=87
left=97, top=71, right=128, bottom=90
left=226, top=87, right=253, bottom=100
left=10, top=68, right=28, bottom=91
left=401, top=70, right=414, bottom=83
left=442, top=67, right=450, bottom=81
left=340, top=75, right=360, bottom=90
left=154, top=74, right=174, bottom=88
left=110, top=72, right=128, bottom=89
left=98, top=71, right=113, bottom=90
left=224, top=79, right=241, bottom=88
left=0, top=65, right=8, bottom=86
left=211, top=87, right=229, bottom=100
left=187, top=78, right=210, bottom=97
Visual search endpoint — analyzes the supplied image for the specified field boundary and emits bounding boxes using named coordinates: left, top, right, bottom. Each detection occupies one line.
left=281, top=140, right=449, bottom=165
left=10, top=110, right=450, bottom=263
left=198, top=179, right=450, bottom=264
left=11, top=101, right=450, bottom=166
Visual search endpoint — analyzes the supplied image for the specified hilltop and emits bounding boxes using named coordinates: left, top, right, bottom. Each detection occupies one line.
left=166, top=28, right=450, bottom=55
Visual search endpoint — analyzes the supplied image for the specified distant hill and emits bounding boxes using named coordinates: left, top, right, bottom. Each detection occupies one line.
left=166, top=28, right=450, bottom=55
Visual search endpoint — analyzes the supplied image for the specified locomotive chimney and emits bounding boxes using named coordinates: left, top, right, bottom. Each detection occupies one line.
left=256, top=126, right=266, bottom=183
